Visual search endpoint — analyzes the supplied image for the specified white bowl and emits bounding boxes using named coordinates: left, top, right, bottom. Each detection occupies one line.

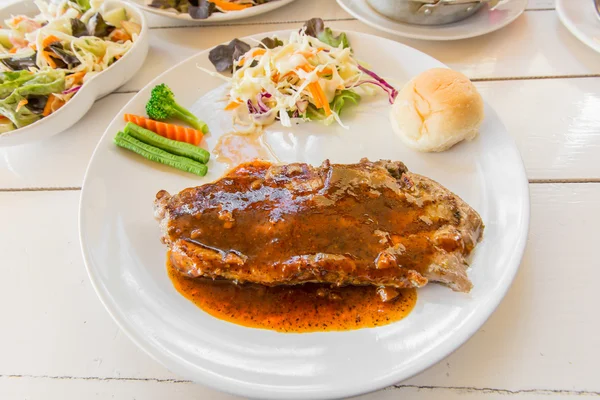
left=0, top=0, right=149, bottom=147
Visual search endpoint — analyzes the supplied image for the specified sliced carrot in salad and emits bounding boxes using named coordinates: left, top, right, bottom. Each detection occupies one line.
left=42, top=51, right=58, bottom=68
left=66, top=71, right=85, bottom=86
left=123, top=114, right=203, bottom=146
left=211, top=0, right=252, bottom=11
left=224, top=101, right=241, bottom=111
left=42, top=35, right=60, bottom=48
left=15, top=99, right=28, bottom=112
left=43, top=94, right=65, bottom=117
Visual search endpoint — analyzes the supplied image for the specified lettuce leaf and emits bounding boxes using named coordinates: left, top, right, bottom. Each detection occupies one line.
left=0, top=70, right=65, bottom=128
left=331, top=90, right=360, bottom=116
left=304, top=18, right=350, bottom=49
left=209, top=38, right=251, bottom=72
left=0, top=92, right=41, bottom=128
left=0, top=71, right=36, bottom=98
left=1, top=54, right=38, bottom=71
left=306, top=90, right=361, bottom=121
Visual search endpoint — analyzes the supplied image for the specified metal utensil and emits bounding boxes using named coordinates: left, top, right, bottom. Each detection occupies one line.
left=366, top=0, right=491, bottom=26
left=594, top=0, right=600, bottom=21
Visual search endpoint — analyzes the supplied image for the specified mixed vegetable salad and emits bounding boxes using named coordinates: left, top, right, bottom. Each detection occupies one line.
left=205, top=18, right=398, bottom=130
left=148, top=0, right=279, bottom=20
left=0, top=0, right=141, bottom=133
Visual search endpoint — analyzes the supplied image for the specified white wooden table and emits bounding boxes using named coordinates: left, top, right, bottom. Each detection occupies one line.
left=2, top=0, right=599, bottom=398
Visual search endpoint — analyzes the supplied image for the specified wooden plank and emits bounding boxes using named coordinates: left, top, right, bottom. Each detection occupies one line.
left=2, top=78, right=600, bottom=189
left=0, top=184, right=598, bottom=393
left=0, top=376, right=596, bottom=400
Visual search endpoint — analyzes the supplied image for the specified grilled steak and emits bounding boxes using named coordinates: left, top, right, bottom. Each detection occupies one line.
left=155, top=159, right=484, bottom=292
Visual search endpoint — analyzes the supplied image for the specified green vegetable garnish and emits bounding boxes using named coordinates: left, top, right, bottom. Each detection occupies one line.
left=114, top=131, right=208, bottom=176
left=146, top=84, right=208, bottom=133
left=124, top=122, right=210, bottom=164
left=306, top=90, right=361, bottom=122
left=304, top=18, right=350, bottom=49
left=331, top=90, right=361, bottom=116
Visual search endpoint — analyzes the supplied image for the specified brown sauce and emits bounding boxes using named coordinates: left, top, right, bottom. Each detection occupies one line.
left=168, top=255, right=417, bottom=333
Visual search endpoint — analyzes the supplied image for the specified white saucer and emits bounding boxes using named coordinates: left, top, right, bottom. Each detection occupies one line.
left=557, top=0, right=600, bottom=53
left=337, top=0, right=527, bottom=41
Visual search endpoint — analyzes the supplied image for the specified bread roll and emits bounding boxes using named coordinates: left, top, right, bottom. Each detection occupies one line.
left=390, top=68, right=484, bottom=152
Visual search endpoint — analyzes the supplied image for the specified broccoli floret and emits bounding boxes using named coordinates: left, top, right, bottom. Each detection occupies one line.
left=146, top=84, right=208, bottom=133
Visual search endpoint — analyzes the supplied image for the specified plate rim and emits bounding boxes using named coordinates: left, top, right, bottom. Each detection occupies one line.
left=127, top=0, right=297, bottom=22
left=336, top=0, right=527, bottom=41
left=79, top=29, right=531, bottom=399
left=556, top=0, right=600, bottom=54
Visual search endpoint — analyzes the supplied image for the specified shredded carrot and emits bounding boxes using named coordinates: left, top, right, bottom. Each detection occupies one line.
left=123, top=114, right=203, bottom=146
left=9, top=47, right=17, bottom=54
left=12, top=16, right=25, bottom=25
left=298, top=64, right=315, bottom=73
left=42, top=51, right=57, bottom=68
left=224, top=101, right=241, bottom=111
left=66, top=71, right=85, bottom=86
left=42, top=35, right=60, bottom=48
left=28, top=43, right=36, bottom=51
left=318, top=67, right=333, bottom=76
left=15, top=99, right=28, bottom=112
left=210, top=0, right=252, bottom=11
left=109, top=28, right=131, bottom=42
left=251, top=48, right=266, bottom=58
left=43, top=94, right=65, bottom=117
left=308, top=81, right=330, bottom=116
left=308, top=82, right=322, bottom=108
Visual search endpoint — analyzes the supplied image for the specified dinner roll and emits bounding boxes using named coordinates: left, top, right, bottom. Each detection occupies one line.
left=390, top=68, right=484, bottom=152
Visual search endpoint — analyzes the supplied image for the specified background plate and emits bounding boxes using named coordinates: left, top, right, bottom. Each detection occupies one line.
left=80, top=30, right=529, bottom=399
left=128, top=0, right=296, bottom=22
left=337, top=0, right=527, bottom=41
left=557, top=0, right=600, bottom=54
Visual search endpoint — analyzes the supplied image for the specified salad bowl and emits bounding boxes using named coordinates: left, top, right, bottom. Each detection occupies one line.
left=0, top=0, right=149, bottom=147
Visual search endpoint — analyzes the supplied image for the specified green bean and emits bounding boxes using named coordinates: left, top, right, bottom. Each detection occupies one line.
left=124, top=122, right=210, bottom=164
left=114, top=131, right=208, bottom=177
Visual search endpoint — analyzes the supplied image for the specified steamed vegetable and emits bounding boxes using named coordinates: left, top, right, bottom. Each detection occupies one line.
left=114, top=131, right=208, bottom=176
left=146, top=84, right=208, bottom=133
left=124, top=114, right=204, bottom=146
left=124, top=122, right=210, bottom=163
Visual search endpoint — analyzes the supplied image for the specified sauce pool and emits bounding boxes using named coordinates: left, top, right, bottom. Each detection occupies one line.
left=167, top=255, right=417, bottom=333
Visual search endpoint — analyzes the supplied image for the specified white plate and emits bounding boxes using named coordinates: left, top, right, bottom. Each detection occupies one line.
left=337, top=0, right=527, bottom=41
left=0, top=0, right=149, bottom=147
left=79, top=30, right=529, bottom=399
left=128, top=0, right=296, bottom=22
left=557, top=0, right=600, bottom=54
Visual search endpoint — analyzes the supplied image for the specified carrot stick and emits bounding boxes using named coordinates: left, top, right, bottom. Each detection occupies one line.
left=123, top=114, right=203, bottom=146
left=211, top=0, right=252, bottom=11
left=308, top=82, right=323, bottom=109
